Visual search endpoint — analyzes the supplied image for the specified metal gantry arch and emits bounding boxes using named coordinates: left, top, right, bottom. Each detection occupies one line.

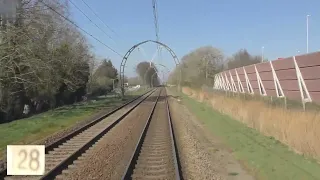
left=144, top=63, right=170, bottom=85
left=120, top=40, right=180, bottom=96
left=154, top=62, right=171, bottom=73
left=154, top=63, right=171, bottom=85
left=144, top=63, right=171, bottom=87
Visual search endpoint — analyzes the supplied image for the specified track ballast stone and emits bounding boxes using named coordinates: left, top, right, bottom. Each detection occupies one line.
left=4, top=91, right=154, bottom=180
left=167, top=88, right=255, bottom=180
left=131, top=91, right=177, bottom=179
left=56, top=89, right=161, bottom=180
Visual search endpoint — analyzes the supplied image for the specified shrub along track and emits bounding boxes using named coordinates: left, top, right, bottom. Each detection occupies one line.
left=122, top=88, right=182, bottom=180
left=2, top=88, right=157, bottom=180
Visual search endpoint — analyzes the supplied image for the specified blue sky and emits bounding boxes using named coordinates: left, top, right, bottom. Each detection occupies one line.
left=68, top=0, right=320, bottom=77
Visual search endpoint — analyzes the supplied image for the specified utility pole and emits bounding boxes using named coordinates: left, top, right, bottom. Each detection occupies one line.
left=162, top=71, right=165, bottom=85
left=152, top=0, right=161, bottom=64
left=204, top=55, right=210, bottom=84
left=307, top=15, right=311, bottom=53
left=261, top=46, right=264, bottom=62
left=205, top=59, right=209, bottom=81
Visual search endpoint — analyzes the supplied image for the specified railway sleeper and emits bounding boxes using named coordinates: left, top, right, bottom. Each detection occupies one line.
left=133, top=167, right=174, bottom=175
left=131, top=170, right=175, bottom=179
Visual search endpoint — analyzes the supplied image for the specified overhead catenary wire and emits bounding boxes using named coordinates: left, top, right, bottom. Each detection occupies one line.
left=39, top=1, right=123, bottom=58
left=67, top=0, right=116, bottom=43
left=78, top=0, right=145, bottom=60
left=152, top=0, right=162, bottom=63
left=138, top=47, right=149, bottom=60
left=73, top=0, right=158, bottom=62
left=152, top=0, right=160, bottom=42
left=79, top=0, right=120, bottom=38
left=71, top=0, right=146, bottom=59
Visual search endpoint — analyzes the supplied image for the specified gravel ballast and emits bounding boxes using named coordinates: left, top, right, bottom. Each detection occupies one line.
left=131, top=90, right=177, bottom=179
left=167, top=90, right=255, bottom=180
left=0, top=95, right=139, bottom=172
left=58, top=89, right=161, bottom=180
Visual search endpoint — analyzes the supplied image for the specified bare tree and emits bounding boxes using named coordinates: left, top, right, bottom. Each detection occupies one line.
left=135, top=61, right=160, bottom=87
left=226, top=49, right=261, bottom=70
left=0, top=0, right=101, bottom=122
left=168, top=46, right=224, bottom=87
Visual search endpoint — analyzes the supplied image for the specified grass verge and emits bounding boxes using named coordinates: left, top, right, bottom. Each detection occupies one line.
left=0, top=89, right=147, bottom=157
left=178, top=91, right=320, bottom=180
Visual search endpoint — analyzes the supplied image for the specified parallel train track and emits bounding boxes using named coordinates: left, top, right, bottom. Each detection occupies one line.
left=1, top=89, right=157, bottom=180
left=2, top=87, right=182, bottom=180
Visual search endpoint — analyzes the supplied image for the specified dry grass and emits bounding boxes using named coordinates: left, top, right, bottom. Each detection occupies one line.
left=182, top=87, right=320, bottom=161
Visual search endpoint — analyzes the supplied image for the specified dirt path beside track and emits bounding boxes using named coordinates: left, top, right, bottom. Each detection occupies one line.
left=167, top=90, right=255, bottom=180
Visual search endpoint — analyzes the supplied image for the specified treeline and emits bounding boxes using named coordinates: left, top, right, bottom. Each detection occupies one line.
left=134, top=61, right=160, bottom=87
left=167, top=46, right=264, bottom=88
left=88, top=59, right=118, bottom=97
left=124, top=61, right=160, bottom=87
left=0, top=0, right=118, bottom=123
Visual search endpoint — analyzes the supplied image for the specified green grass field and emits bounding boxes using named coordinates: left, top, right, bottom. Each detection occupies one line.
left=0, top=88, right=149, bottom=158
left=179, top=92, right=320, bottom=180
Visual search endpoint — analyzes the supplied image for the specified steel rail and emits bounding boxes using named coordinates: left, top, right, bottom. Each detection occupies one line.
left=1, top=88, right=156, bottom=179
left=40, top=88, right=158, bottom=180
left=122, top=88, right=182, bottom=179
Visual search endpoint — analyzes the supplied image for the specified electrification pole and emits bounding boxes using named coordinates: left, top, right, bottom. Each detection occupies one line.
left=307, top=15, right=310, bottom=53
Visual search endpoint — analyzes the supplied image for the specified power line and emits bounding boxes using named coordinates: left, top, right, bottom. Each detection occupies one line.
left=67, top=0, right=116, bottom=43
left=69, top=0, right=129, bottom=56
left=70, top=0, right=151, bottom=60
left=152, top=0, right=162, bottom=61
left=79, top=0, right=120, bottom=38
left=39, top=1, right=123, bottom=58
left=79, top=0, right=138, bottom=57
left=152, top=0, right=160, bottom=42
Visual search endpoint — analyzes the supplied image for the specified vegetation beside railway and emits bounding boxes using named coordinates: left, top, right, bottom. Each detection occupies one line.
left=0, top=88, right=148, bottom=158
left=169, top=87, right=320, bottom=180
left=0, top=1, right=159, bottom=125
left=0, top=1, right=122, bottom=123
left=163, top=42, right=320, bottom=179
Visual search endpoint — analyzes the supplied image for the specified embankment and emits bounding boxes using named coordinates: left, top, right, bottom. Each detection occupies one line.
left=182, top=87, right=320, bottom=161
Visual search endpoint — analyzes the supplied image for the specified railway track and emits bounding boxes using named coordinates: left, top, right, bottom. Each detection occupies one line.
left=2, top=88, right=158, bottom=180
left=122, top=88, right=182, bottom=180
